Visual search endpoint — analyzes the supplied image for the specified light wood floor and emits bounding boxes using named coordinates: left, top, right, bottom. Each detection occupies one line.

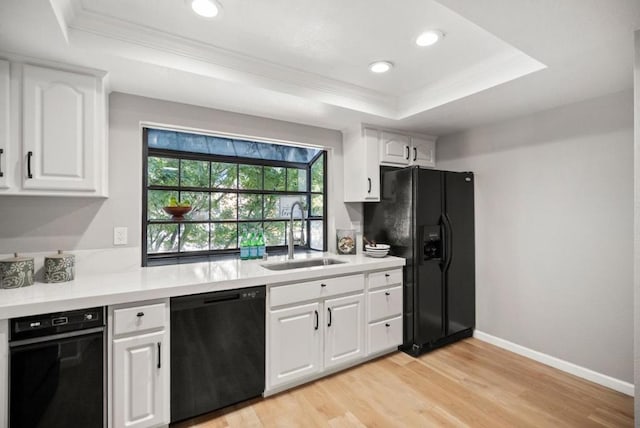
left=172, top=338, right=633, bottom=427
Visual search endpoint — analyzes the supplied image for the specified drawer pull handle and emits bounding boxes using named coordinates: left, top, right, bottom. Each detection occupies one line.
left=320, top=283, right=327, bottom=287
left=136, top=312, right=144, bottom=317
left=385, top=323, right=390, bottom=327
left=385, top=291, right=391, bottom=296
left=385, top=274, right=390, bottom=278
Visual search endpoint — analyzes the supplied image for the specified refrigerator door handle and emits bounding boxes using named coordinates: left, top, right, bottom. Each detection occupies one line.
left=442, top=213, right=453, bottom=273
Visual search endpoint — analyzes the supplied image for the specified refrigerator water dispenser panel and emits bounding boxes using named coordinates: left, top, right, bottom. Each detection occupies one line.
left=423, top=226, right=442, bottom=260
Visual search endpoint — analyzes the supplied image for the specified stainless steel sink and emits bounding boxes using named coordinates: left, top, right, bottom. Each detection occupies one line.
left=261, top=258, right=346, bottom=271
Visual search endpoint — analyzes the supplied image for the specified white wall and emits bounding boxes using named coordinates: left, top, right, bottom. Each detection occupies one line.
left=438, top=90, right=634, bottom=383
left=0, top=93, right=360, bottom=259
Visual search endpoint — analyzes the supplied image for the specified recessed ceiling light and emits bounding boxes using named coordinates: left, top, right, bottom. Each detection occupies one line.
left=416, top=30, right=444, bottom=47
left=369, top=61, right=393, bottom=73
left=190, top=0, right=221, bottom=18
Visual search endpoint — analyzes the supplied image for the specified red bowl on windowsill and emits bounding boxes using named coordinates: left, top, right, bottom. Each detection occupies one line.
left=163, top=206, right=192, bottom=220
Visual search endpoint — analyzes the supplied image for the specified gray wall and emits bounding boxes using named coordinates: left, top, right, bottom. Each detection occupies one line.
left=0, top=93, right=360, bottom=258
left=438, top=90, right=634, bottom=383
left=634, top=29, right=639, bottom=417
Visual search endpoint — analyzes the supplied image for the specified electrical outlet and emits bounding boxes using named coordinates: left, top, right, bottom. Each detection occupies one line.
left=113, top=227, right=128, bottom=246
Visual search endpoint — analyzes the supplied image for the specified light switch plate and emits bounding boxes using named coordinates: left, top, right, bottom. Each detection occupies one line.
left=113, top=227, right=128, bottom=246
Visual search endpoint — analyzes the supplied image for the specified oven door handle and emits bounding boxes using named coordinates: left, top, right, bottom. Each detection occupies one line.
left=9, top=326, right=105, bottom=347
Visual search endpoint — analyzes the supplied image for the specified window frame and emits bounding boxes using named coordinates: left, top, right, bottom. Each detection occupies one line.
left=142, top=128, right=327, bottom=266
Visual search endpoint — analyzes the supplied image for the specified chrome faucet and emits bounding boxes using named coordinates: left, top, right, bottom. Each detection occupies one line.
left=288, top=201, right=306, bottom=260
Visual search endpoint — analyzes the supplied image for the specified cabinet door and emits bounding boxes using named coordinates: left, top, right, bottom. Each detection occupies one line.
left=0, top=60, right=8, bottom=189
left=113, top=330, right=167, bottom=428
left=380, top=131, right=410, bottom=166
left=324, top=293, right=365, bottom=370
left=363, top=128, right=380, bottom=201
left=22, top=64, right=97, bottom=192
left=410, top=136, right=436, bottom=168
left=269, top=302, right=322, bottom=388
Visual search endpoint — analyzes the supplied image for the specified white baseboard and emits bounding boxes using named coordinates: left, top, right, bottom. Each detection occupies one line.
left=473, top=330, right=634, bottom=396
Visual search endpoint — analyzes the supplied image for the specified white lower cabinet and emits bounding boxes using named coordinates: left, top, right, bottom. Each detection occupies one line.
left=267, top=274, right=366, bottom=392
left=110, top=300, right=169, bottom=428
left=113, top=331, right=166, bottom=428
left=324, top=293, right=365, bottom=369
left=269, top=302, right=322, bottom=388
left=366, top=269, right=404, bottom=356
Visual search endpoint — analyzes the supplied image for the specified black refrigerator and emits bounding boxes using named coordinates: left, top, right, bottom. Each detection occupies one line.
left=364, top=166, right=475, bottom=356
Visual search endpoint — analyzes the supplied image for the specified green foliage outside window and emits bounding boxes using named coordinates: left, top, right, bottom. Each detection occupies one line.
left=145, top=141, right=325, bottom=261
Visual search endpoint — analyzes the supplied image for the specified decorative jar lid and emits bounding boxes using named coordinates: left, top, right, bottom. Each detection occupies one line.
left=47, top=250, right=75, bottom=260
left=1, top=253, right=34, bottom=263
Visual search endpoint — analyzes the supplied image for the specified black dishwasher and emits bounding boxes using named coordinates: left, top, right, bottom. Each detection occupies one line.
left=170, top=286, right=265, bottom=423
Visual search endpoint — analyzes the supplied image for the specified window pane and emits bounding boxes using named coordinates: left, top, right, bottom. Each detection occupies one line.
left=180, top=159, right=209, bottom=188
left=212, top=162, right=237, bottom=189
left=239, top=222, right=262, bottom=239
left=148, top=157, right=178, bottom=186
left=239, top=164, right=263, bottom=190
left=311, top=155, right=324, bottom=192
left=286, top=220, right=306, bottom=245
left=211, top=193, right=237, bottom=220
left=311, top=194, right=323, bottom=217
left=180, top=191, right=209, bottom=221
left=264, top=222, right=286, bottom=246
left=310, top=220, right=323, bottom=250
left=211, top=223, right=238, bottom=249
left=180, top=223, right=210, bottom=252
left=148, top=190, right=178, bottom=220
left=264, top=195, right=305, bottom=219
left=287, top=168, right=307, bottom=192
left=239, top=194, right=263, bottom=219
left=264, top=166, right=286, bottom=191
left=147, top=224, right=179, bottom=253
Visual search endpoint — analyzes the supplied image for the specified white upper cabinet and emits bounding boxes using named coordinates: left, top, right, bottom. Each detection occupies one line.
left=0, top=60, right=8, bottom=190
left=410, top=136, right=436, bottom=168
left=0, top=56, right=108, bottom=197
left=379, top=131, right=436, bottom=168
left=380, top=131, right=411, bottom=166
left=343, top=127, right=380, bottom=202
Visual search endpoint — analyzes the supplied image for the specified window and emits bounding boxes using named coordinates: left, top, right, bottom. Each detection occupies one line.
left=143, top=128, right=327, bottom=265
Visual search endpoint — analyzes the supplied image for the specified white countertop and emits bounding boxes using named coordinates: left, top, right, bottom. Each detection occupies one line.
left=0, top=252, right=405, bottom=319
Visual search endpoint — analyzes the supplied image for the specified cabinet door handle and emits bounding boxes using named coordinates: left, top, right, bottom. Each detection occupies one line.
left=314, top=310, right=319, bottom=330
left=157, top=342, right=161, bottom=369
left=413, top=147, right=417, bottom=162
left=367, top=178, right=372, bottom=194
left=0, top=148, right=4, bottom=178
left=405, top=146, right=410, bottom=160
left=327, top=307, right=332, bottom=327
left=27, top=151, right=33, bottom=179
left=136, top=312, right=144, bottom=317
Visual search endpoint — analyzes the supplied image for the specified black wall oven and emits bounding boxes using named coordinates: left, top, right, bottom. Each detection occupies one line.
left=9, top=307, right=105, bottom=428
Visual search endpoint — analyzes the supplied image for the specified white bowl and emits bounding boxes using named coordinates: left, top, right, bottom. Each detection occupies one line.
left=364, top=251, right=388, bottom=258
left=365, top=244, right=390, bottom=250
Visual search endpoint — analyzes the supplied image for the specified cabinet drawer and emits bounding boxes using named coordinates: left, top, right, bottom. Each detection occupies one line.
left=367, top=285, right=402, bottom=322
left=270, top=274, right=364, bottom=307
left=113, top=303, right=167, bottom=336
left=368, top=269, right=403, bottom=290
left=368, top=316, right=402, bottom=356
